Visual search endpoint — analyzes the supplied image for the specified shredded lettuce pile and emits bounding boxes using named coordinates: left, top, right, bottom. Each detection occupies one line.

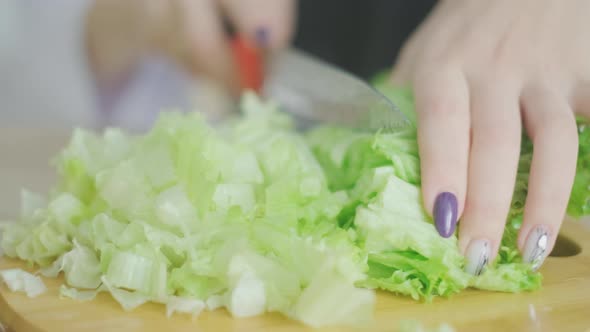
left=0, top=269, right=46, bottom=298
left=1, top=78, right=589, bottom=327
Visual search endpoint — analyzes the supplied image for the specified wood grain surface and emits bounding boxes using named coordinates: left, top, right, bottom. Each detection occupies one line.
left=1, top=129, right=590, bottom=332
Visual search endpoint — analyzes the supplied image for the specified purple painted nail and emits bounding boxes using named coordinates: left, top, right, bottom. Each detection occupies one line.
left=434, top=192, right=458, bottom=238
left=255, top=27, right=269, bottom=47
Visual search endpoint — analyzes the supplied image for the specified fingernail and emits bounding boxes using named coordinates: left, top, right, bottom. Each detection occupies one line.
left=255, top=27, right=269, bottom=47
left=433, top=192, right=458, bottom=238
left=522, top=226, right=550, bottom=271
left=464, top=239, right=490, bottom=276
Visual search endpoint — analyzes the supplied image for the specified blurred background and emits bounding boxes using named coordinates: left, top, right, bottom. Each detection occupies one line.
left=0, top=0, right=435, bottom=130
left=294, top=0, right=435, bottom=80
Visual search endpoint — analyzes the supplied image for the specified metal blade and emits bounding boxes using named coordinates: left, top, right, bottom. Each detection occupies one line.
left=262, top=48, right=410, bottom=131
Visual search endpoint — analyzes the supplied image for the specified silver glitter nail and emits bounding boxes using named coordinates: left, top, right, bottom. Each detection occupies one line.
left=465, top=239, right=490, bottom=276
left=523, top=227, right=549, bottom=271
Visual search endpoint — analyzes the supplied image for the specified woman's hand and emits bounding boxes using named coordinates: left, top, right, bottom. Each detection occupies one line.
left=392, top=0, right=590, bottom=274
left=86, top=0, right=295, bottom=92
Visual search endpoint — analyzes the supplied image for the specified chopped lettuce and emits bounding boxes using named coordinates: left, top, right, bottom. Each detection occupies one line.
left=59, top=284, right=102, bottom=302
left=165, top=296, right=206, bottom=318
left=0, top=93, right=372, bottom=326
left=1, top=80, right=589, bottom=328
left=568, top=119, right=590, bottom=217
left=397, top=320, right=456, bottom=332
left=0, top=269, right=47, bottom=298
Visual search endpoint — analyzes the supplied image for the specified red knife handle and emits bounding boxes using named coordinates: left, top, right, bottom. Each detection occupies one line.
left=231, top=36, right=263, bottom=93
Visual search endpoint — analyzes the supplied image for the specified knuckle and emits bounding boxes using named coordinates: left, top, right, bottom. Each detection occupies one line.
left=476, top=123, right=520, bottom=149
left=489, top=36, right=516, bottom=67
left=545, top=113, right=578, bottom=142
left=530, top=109, right=579, bottom=154
left=422, top=97, right=462, bottom=118
left=530, top=185, right=570, bottom=210
left=414, top=74, right=465, bottom=118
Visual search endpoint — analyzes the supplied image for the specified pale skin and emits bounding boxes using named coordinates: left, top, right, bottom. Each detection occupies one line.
left=86, top=0, right=296, bottom=92
left=87, top=0, right=590, bottom=273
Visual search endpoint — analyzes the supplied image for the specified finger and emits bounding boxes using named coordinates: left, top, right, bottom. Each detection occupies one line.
left=163, top=0, right=237, bottom=89
left=518, top=84, right=578, bottom=271
left=413, top=67, right=470, bottom=238
left=390, top=38, right=419, bottom=85
left=390, top=1, right=465, bottom=85
left=219, top=0, right=296, bottom=49
left=571, top=81, right=590, bottom=118
left=459, top=80, right=522, bottom=276
left=390, top=21, right=431, bottom=85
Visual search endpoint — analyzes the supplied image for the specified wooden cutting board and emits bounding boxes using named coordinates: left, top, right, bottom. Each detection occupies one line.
left=0, top=219, right=588, bottom=332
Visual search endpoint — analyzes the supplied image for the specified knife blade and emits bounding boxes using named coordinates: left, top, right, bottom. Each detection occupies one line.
left=262, top=48, right=410, bottom=132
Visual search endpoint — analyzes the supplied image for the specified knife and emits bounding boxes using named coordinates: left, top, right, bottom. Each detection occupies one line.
left=230, top=37, right=409, bottom=132
left=262, top=48, right=410, bottom=132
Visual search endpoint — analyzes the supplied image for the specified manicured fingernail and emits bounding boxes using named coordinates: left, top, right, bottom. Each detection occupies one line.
left=255, top=27, right=269, bottom=47
left=522, top=226, right=550, bottom=271
left=464, top=239, right=490, bottom=276
left=433, top=192, right=458, bottom=238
